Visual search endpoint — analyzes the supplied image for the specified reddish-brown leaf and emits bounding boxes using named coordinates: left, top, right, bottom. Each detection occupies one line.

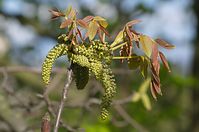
left=82, top=16, right=94, bottom=22
left=49, top=8, right=64, bottom=16
left=130, top=29, right=140, bottom=35
left=77, top=19, right=88, bottom=28
left=152, top=80, right=162, bottom=95
left=49, top=8, right=64, bottom=20
left=155, top=38, right=175, bottom=49
left=136, top=41, right=140, bottom=48
left=125, top=26, right=133, bottom=43
left=150, top=82, right=157, bottom=100
left=151, top=60, right=160, bottom=76
left=99, top=25, right=110, bottom=37
left=126, top=19, right=141, bottom=27
left=76, top=28, right=83, bottom=41
left=84, top=31, right=89, bottom=40
left=151, top=71, right=160, bottom=85
left=68, top=29, right=73, bottom=38
left=159, top=51, right=171, bottom=72
left=97, top=29, right=103, bottom=43
left=151, top=62, right=160, bottom=79
left=60, top=19, right=72, bottom=28
left=151, top=43, right=159, bottom=65
left=68, top=8, right=76, bottom=18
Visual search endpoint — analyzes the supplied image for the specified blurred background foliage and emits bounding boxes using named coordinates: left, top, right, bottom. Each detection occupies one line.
left=0, top=0, right=198, bottom=132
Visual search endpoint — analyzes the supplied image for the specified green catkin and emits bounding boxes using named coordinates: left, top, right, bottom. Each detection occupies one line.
left=70, top=42, right=116, bottom=119
left=88, top=60, right=116, bottom=119
left=42, top=38, right=116, bottom=119
left=69, top=54, right=90, bottom=68
left=100, top=64, right=116, bottom=119
left=71, top=63, right=89, bottom=90
left=42, top=44, right=68, bottom=85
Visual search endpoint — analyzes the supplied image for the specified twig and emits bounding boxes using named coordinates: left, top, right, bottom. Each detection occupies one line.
left=0, top=66, right=133, bottom=75
left=114, top=105, right=148, bottom=132
left=54, top=69, right=73, bottom=132
left=42, top=94, right=75, bottom=131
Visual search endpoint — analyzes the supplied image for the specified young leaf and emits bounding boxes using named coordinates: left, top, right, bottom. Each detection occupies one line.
left=128, top=55, right=142, bottom=70
left=111, top=31, right=124, bottom=47
left=99, top=25, right=110, bottom=37
left=151, top=80, right=162, bottom=95
left=82, top=16, right=94, bottom=22
left=68, top=8, right=76, bottom=18
left=60, top=19, right=72, bottom=28
left=139, top=77, right=151, bottom=93
left=88, top=21, right=98, bottom=40
left=49, top=8, right=64, bottom=19
left=65, top=6, right=72, bottom=17
left=141, top=94, right=151, bottom=110
left=151, top=43, right=159, bottom=65
left=94, top=16, right=108, bottom=28
left=140, top=57, right=148, bottom=79
left=125, top=26, right=133, bottom=43
left=132, top=78, right=151, bottom=110
left=76, top=28, right=83, bottom=41
left=126, top=19, right=141, bottom=27
left=140, top=35, right=154, bottom=57
left=77, top=19, right=88, bottom=28
left=97, top=28, right=103, bottom=43
left=94, top=16, right=106, bottom=21
left=159, top=51, right=171, bottom=72
left=150, top=82, right=157, bottom=100
left=155, top=38, right=175, bottom=49
left=132, top=92, right=141, bottom=102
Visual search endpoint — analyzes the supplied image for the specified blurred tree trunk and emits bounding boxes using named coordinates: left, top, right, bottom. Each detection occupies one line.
left=191, top=0, right=199, bottom=131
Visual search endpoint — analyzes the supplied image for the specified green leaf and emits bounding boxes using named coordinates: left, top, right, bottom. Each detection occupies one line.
left=132, top=78, right=151, bottom=110
left=65, top=6, right=72, bottom=17
left=140, top=57, right=149, bottom=79
left=139, top=77, right=151, bottom=94
left=132, top=92, right=141, bottom=102
left=141, top=94, right=151, bottom=110
left=88, top=21, right=98, bottom=40
left=111, top=31, right=124, bottom=47
left=140, top=35, right=154, bottom=57
left=94, top=16, right=108, bottom=28
left=128, top=55, right=142, bottom=70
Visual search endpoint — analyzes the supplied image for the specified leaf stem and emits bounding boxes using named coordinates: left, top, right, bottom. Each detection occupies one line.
left=113, top=56, right=135, bottom=60
left=111, top=42, right=127, bottom=51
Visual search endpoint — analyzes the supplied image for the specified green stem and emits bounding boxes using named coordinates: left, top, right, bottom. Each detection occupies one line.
left=111, top=42, right=127, bottom=51
left=110, top=41, right=119, bottom=48
left=113, top=56, right=134, bottom=60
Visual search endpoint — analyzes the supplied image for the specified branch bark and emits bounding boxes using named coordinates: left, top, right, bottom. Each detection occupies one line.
left=0, top=66, right=133, bottom=75
left=114, top=105, right=148, bottom=132
left=53, top=69, right=73, bottom=132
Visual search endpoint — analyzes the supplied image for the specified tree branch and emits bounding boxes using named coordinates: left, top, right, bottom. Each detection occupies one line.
left=53, top=69, right=73, bottom=132
left=0, top=66, right=133, bottom=75
left=114, top=105, right=148, bottom=132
